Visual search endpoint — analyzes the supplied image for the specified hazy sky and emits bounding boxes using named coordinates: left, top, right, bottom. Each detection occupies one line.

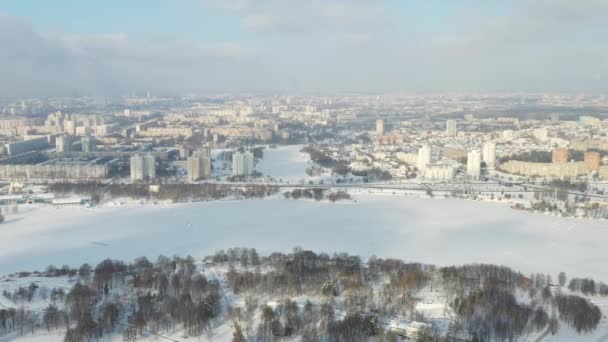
left=0, top=0, right=607, bottom=96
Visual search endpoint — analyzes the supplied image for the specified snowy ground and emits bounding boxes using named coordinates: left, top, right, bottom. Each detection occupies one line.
left=255, top=145, right=312, bottom=182
left=1, top=195, right=608, bottom=285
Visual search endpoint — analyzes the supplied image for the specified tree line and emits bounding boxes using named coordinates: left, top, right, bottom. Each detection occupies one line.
left=0, top=248, right=604, bottom=341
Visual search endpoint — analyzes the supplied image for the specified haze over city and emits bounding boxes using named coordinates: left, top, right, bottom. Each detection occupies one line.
left=1, top=1, right=608, bottom=342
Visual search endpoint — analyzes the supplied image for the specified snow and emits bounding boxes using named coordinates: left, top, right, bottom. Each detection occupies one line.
left=255, top=145, right=311, bottom=182
left=0, top=275, right=75, bottom=312
left=1, top=331, right=65, bottom=342
left=255, top=145, right=336, bottom=183
left=388, top=318, right=428, bottom=338
left=1, top=195, right=608, bottom=286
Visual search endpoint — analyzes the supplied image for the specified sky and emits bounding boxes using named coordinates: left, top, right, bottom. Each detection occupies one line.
left=0, top=0, right=607, bottom=97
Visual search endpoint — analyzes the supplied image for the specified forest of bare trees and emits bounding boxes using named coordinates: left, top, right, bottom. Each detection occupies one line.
left=49, top=183, right=280, bottom=204
left=0, top=248, right=603, bottom=341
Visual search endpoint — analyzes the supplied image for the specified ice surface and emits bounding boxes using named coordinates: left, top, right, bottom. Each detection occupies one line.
left=1, top=195, right=607, bottom=285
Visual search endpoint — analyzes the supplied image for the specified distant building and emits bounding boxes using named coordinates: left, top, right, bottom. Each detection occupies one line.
left=0, top=158, right=108, bottom=180
left=600, top=166, right=608, bottom=180
left=417, top=145, right=432, bottom=172
left=533, top=128, right=548, bottom=141
left=63, top=120, right=76, bottom=135
left=130, top=154, right=156, bottom=181
left=571, top=139, right=608, bottom=152
left=304, top=105, right=316, bottom=113
left=187, top=150, right=212, bottom=182
left=81, top=135, right=96, bottom=153
left=138, top=127, right=193, bottom=138
left=5, top=137, right=48, bottom=155
left=552, top=148, right=568, bottom=164
left=232, top=151, right=254, bottom=177
left=0, top=118, right=42, bottom=129
left=395, top=152, right=418, bottom=165
left=467, top=149, right=481, bottom=179
left=500, top=160, right=586, bottom=179
left=424, top=163, right=457, bottom=180
left=482, top=142, right=496, bottom=169
left=584, top=151, right=601, bottom=172
left=375, top=119, right=384, bottom=136
left=579, top=116, right=601, bottom=126
left=374, top=134, right=403, bottom=145
left=56, top=135, right=73, bottom=154
left=446, top=119, right=457, bottom=137
left=179, top=145, right=190, bottom=159
left=443, top=146, right=467, bottom=160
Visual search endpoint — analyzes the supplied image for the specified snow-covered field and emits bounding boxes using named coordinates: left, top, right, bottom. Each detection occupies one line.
left=255, top=145, right=311, bottom=182
left=255, top=144, right=338, bottom=183
left=1, top=195, right=607, bottom=284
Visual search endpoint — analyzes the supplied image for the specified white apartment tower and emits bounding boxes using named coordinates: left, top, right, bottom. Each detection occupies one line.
left=446, top=119, right=457, bottom=137
left=232, top=150, right=255, bottom=177
left=56, top=134, right=73, bottom=154
left=130, top=154, right=156, bottom=181
left=187, top=150, right=212, bottom=182
left=482, top=142, right=496, bottom=169
left=417, top=145, right=432, bottom=172
left=467, top=149, right=481, bottom=180
left=81, top=135, right=96, bottom=153
left=375, top=119, right=384, bottom=136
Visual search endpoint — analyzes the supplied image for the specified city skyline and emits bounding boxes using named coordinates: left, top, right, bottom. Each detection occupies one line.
left=2, top=2, right=608, bottom=340
left=1, top=0, right=608, bottom=96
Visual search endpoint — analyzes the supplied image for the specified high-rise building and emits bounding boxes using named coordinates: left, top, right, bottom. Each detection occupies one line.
left=584, top=151, right=601, bottom=172
left=64, top=120, right=76, bottom=135
left=446, top=119, right=457, bottom=137
left=375, top=119, right=384, bottom=136
left=232, top=150, right=255, bottom=177
left=5, top=137, right=48, bottom=155
left=482, top=142, right=496, bottom=169
left=467, top=149, right=481, bottom=179
left=187, top=150, right=212, bottom=182
left=552, top=148, right=568, bottom=164
left=56, top=135, right=73, bottom=154
left=179, top=145, right=190, bottom=160
left=81, top=135, right=96, bottom=153
left=424, top=164, right=457, bottom=180
left=130, top=154, right=156, bottom=181
left=417, top=145, right=432, bottom=172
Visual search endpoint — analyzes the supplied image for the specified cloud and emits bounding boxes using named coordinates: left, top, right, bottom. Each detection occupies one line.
left=202, top=0, right=388, bottom=35
left=2, top=1, right=608, bottom=96
left=0, top=13, right=256, bottom=97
